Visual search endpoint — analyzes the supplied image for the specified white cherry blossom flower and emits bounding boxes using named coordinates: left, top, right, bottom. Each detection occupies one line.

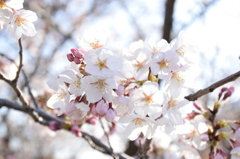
left=119, top=114, right=155, bottom=140
left=66, top=101, right=90, bottom=124
left=0, top=0, right=23, bottom=10
left=81, top=75, right=118, bottom=103
left=144, top=37, right=170, bottom=56
left=130, top=81, right=163, bottom=119
left=230, top=147, right=240, bottom=159
left=113, top=96, right=133, bottom=116
left=59, top=67, right=84, bottom=96
left=47, top=79, right=70, bottom=116
left=178, top=122, right=208, bottom=150
left=150, top=50, right=180, bottom=80
left=170, top=31, right=198, bottom=64
left=84, top=48, right=122, bottom=77
left=8, top=9, right=37, bottom=39
left=130, top=49, right=151, bottom=81
left=162, top=92, right=189, bottom=125
left=77, top=28, right=107, bottom=51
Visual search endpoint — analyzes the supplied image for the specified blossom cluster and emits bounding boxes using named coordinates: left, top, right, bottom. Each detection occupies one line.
left=47, top=28, right=199, bottom=141
left=0, top=0, right=37, bottom=39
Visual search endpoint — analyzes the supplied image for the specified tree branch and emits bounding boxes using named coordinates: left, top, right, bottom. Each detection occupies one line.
left=12, top=38, right=23, bottom=84
left=0, top=98, right=129, bottom=159
left=185, top=70, right=240, bottom=101
left=162, top=0, right=176, bottom=42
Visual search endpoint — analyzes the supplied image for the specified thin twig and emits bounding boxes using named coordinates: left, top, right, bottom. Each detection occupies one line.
left=12, top=38, right=23, bottom=84
left=0, top=53, right=39, bottom=108
left=185, top=70, right=240, bottom=101
left=0, top=98, right=128, bottom=159
left=99, top=119, right=116, bottom=158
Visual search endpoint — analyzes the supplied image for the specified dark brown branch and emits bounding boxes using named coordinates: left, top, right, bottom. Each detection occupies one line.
left=12, top=38, right=23, bottom=84
left=0, top=98, right=128, bottom=159
left=162, top=0, right=176, bottom=42
left=185, top=70, right=240, bottom=101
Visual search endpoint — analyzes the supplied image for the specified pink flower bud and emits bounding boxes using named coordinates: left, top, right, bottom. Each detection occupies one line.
left=96, top=100, right=109, bottom=116
left=86, top=116, right=99, bottom=125
left=218, top=87, right=228, bottom=100
left=49, top=121, right=61, bottom=131
left=70, top=48, right=86, bottom=57
left=223, top=87, right=234, bottom=100
left=74, top=57, right=81, bottom=64
left=71, top=125, right=82, bottom=137
left=193, top=102, right=202, bottom=111
left=185, top=110, right=199, bottom=120
left=116, top=85, right=125, bottom=96
left=105, top=109, right=116, bottom=122
left=67, top=53, right=74, bottom=62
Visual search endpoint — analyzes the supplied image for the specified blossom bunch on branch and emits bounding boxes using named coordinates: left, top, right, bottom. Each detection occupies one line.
left=47, top=28, right=198, bottom=142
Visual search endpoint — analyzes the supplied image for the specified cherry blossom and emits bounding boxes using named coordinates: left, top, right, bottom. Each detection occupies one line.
left=8, top=9, right=37, bottom=39
left=150, top=50, right=180, bottom=79
left=119, top=114, right=155, bottom=140
left=77, top=28, right=107, bottom=51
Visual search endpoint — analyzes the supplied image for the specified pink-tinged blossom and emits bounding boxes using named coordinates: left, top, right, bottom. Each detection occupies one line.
left=119, top=114, right=155, bottom=140
left=114, top=96, right=133, bottom=116
left=81, top=75, right=118, bottom=103
left=77, top=28, right=107, bottom=51
left=47, top=80, right=70, bottom=116
left=66, top=101, right=90, bottom=123
left=59, top=68, right=84, bottom=96
left=231, top=147, right=240, bottom=159
left=178, top=145, right=201, bottom=159
left=150, top=50, right=180, bottom=80
left=178, top=122, right=208, bottom=150
left=84, top=48, right=122, bottom=77
left=8, top=10, right=37, bottom=39
left=105, top=109, right=116, bottom=122
left=170, top=31, right=198, bottom=64
left=162, top=92, right=189, bottom=125
left=144, top=37, right=170, bottom=56
left=130, top=49, right=151, bottom=81
left=130, top=81, right=163, bottom=118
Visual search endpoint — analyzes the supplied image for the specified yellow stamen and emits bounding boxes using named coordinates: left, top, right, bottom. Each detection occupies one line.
left=158, top=59, right=169, bottom=69
left=15, top=16, right=27, bottom=26
left=176, top=45, right=186, bottom=56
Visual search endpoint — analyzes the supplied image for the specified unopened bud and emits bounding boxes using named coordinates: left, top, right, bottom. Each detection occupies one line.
left=105, top=109, right=116, bottom=122
left=222, top=87, right=234, bottom=100
left=193, top=102, right=202, bottom=111
left=116, top=85, right=125, bottom=96
left=67, top=53, right=74, bottom=62
left=71, top=125, right=82, bottom=137
left=49, top=121, right=61, bottom=131
left=74, top=57, right=81, bottom=64
left=218, top=87, right=228, bottom=100
left=96, top=100, right=109, bottom=116
left=70, top=48, right=85, bottom=58
left=185, top=110, right=199, bottom=120
left=86, top=116, right=99, bottom=125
